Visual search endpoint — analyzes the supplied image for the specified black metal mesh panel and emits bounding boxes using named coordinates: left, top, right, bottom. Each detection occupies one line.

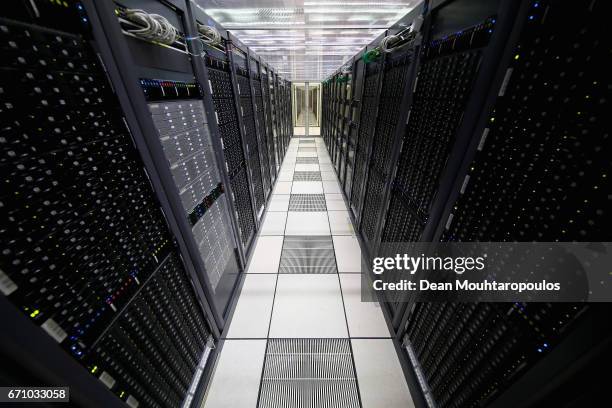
left=350, top=69, right=379, bottom=215
left=254, top=84, right=271, bottom=194
left=382, top=19, right=493, bottom=243
left=361, top=53, right=413, bottom=248
left=288, top=194, right=327, bottom=211
left=261, top=72, right=277, bottom=179
left=229, top=167, right=255, bottom=246
left=207, top=59, right=255, bottom=246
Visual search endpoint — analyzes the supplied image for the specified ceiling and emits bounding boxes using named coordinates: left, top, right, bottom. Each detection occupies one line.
left=194, top=0, right=420, bottom=82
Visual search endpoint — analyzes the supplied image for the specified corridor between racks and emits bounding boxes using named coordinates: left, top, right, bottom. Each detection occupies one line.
left=202, top=136, right=414, bottom=408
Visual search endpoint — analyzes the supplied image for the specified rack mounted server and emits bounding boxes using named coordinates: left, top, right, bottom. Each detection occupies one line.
left=322, top=0, right=610, bottom=407
left=0, top=0, right=290, bottom=407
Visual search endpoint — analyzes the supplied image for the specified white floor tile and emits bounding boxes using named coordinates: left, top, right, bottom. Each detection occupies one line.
left=247, top=236, right=284, bottom=273
left=351, top=339, right=415, bottom=408
left=323, top=180, right=342, bottom=194
left=285, top=211, right=330, bottom=235
left=321, top=171, right=337, bottom=181
left=268, top=195, right=290, bottom=211
left=325, top=194, right=348, bottom=210
left=328, top=210, right=354, bottom=235
left=339, top=274, right=390, bottom=337
left=269, top=274, right=348, bottom=338
left=319, top=164, right=335, bottom=172
left=291, top=181, right=324, bottom=194
left=277, top=171, right=294, bottom=182
left=259, top=212, right=287, bottom=235
left=226, top=274, right=277, bottom=338
left=273, top=181, right=292, bottom=195
left=203, top=340, right=267, bottom=408
left=295, top=163, right=320, bottom=172
left=332, top=235, right=362, bottom=272
left=297, top=151, right=318, bottom=157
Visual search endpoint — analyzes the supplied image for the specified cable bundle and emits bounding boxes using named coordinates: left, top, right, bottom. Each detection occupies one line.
left=380, top=15, right=424, bottom=54
left=197, top=24, right=222, bottom=46
left=124, top=9, right=178, bottom=45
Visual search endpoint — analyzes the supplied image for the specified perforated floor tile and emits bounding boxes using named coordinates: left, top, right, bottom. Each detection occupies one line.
left=258, top=338, right=360, bottom=408
left=288, top=194, right=327, bottom=211
left=296, top=157, right=319, bottom=164
left=293, top=171, right=322, bottom=181
left=279, top=235, right=336, bottom=274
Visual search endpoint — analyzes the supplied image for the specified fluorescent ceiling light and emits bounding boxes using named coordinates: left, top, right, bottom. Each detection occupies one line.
left=304, top=2, right=411, bottom=5
left=304, top=8, right=412, bottom=14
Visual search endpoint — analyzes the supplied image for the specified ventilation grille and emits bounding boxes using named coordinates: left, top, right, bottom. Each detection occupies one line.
left=299, top=140, right=316, bottom=145
left=279, top=236, right=337, bottom=274
left=258, top=339, right=360, bottom=408
left=297, top=157, right=319, bottom=164
left=298, top=147, right=317, bottom=152
left=289, top=194, right=327, bottom=211
left=293, top=171, right=322, bottom=181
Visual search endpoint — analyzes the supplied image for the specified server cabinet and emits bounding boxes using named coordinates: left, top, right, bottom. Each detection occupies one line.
left=226, top=35, right=266, bottom=223
left=90, top=0, right=242, bottom=322
left=343, top=55, right=365, bottom=200
left=0, top=1, right=217, bottom=407
left=349, top=43, right=385, bottom=228
left=249, top=56, right=272, bottom=200
left=398, top=1, right=611, bottom=407
left=261, top=63, right=278, bottom=180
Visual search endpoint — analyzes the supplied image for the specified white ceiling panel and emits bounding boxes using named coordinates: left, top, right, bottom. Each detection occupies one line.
left=195, top=0, right=420, bottom=81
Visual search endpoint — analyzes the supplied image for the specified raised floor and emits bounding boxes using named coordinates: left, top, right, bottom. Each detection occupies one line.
left=201, top=136, right=415, bottom=408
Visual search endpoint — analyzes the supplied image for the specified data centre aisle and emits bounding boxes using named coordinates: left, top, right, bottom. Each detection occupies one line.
left=202, top=136, right=414, bottom=407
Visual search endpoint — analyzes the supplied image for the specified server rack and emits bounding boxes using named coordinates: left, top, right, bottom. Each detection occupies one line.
left=348, top=38, right=386, bottom=229
left=89, top=0, right=245, bottom=325
left=0, top=1, right=290, bottom=407
left=329, top=69, right=351, bottom=181
left=0, top=2, right=217, bottom=407
left=321, top=0, right=611, bottom=407
left=248, top=55, right=272, bottom=200
left=261, top=63, right=278, bottom=180
left=402, top=1, right=610, bottom=406
left=226, top=34, right=266, bottom=224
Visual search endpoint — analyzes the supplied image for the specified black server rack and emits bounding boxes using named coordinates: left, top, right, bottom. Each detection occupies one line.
left=206, top=38, right=258, bottom=254
left=321, top=82, right=329, bottom=145
left=320, top=0, right=611, bottom=407
left=348, top=47, right=384, bottom=227
left=402, top=1, right=610, bottom=406
left=360, top=47, right=418, bottom=257
left=90, top=0, right=245, bottom=322
left=249, top=56, right=272, bottom=199
left=261, top=63, right=278, bottom=180
left=329, top=69, right=352, bottom=186
left=0, top=2, right=216, bottom=407
left=226, top=36, right=266, bottom=223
